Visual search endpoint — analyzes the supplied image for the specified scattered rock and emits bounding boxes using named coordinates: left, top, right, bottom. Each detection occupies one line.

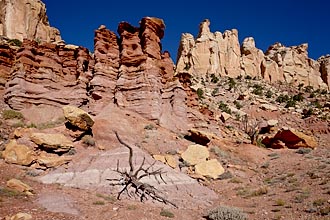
left=260, top=104, right=278, bottom=111
left=267, top=119, right=278, bottom=127
left=195, top=159, right=225, bottom=179
left=263, top=127, right=317, bottom=149
left=2, top=140, right=36, bottom=166
left=5, top=213, right=32, bottom=220
left=63, top=105, right=94, bottom=130
left=37, top=151, right=72, bottom=168
left=6, top=179, right=33, bottom=195
left=181, top=144, right=209, bottom=165
left=165, top=154, right=177, bottom=169
left=30, top=133, right=73, bottom=152
left=220, top=112, right=232, bottom=123
left=187, top=128, right=216, bottom=146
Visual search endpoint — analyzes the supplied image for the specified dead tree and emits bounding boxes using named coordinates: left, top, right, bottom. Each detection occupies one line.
left=107, top=131, right=177, bottom=208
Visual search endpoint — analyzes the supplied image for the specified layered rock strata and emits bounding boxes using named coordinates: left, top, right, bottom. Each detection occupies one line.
left=4, top=40, right=92, bottom=109
left=0, top=0, right=61, bottom=43
left=176, top=19, right=329, bottom=89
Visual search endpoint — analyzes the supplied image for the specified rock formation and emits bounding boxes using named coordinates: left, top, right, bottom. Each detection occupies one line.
left=0, top=0, right=61, bottom=43
left=4, top=40, right=92, bottom=109
left=176, top=19, right=329, bottom=90
left=176, top=19, right=241, bottom=79
left=318, top=55, right=330, bottom=89
left=0, top=41, right=15, bottom=87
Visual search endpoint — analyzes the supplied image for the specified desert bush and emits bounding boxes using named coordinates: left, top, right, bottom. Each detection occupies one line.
left=233, top=100, right=242, bottom=109
left=302, top=108, right=313, bottom=119
left=218, top=101, right=231, bottom=114
left=292, top=93, right=304, bottom=102
left=276, top=94, right=290, bottom=103
left=242, top=115, right=259, bottom=144
left=228, top=78, right=236, bottom=91
left=206, top=205, right=247, bottom=220
left=197, top=88, right=204, bottom=99
left=304, top=85, right=313, bottom=93
left=252, top=84, right=263, bottom=96
left=210, top=74, right=219, bottom=83
left=82, top=135, right=95, bottom=146
left=2, top=109, right=24, bottom=120
left=144, top=124, right=155, bottom=130
left=211, top=88, right=219, bottom=96
left=265, top=90, right=273, bottom=98
left=8, top=39, right=22, bottom=47
left=285, top=99, right=296, bottom=108
left=160, top=209, right=174, bottom=218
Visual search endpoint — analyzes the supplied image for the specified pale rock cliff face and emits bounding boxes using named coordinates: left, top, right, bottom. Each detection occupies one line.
left=318, top=55, right=330, bottom=89
left=176, top=19, right=329, bottom=89
left=0, top=0, right=61, bottom=42
left=176, top=19, right=241, bottom=79
left=240, top=37, right=264, bottom=78
left=264, top=43, right=327, bottom=89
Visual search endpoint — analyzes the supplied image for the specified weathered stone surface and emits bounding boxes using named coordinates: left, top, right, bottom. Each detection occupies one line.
left=30, top=133, right=73, bottom=152
left=89, top=25, right=119, bottom=102
left=0, top=0, right=61, bottom=43
left=195, top=159, right=225, bottom=179
left=181, top=144, right=209, bottom=165
left=4, top=40, right=92, bottom=110
left=176, top=19, right=241, bottom=79
left=264, top=43, right=327, bottom=89
left=220, top=112, right=232, bottom=123
left=318, top=55, right=330, bottom=89
left=187, top=128, right=214, bottom=146
left=264, top=128, right=317, bottom=149
left=2, top=140, right=35, bottom=166
left=6, top=178, right=33, bottom=195
left=0, top=42, right=16, bottom=87
left=63, top=105, right=94, bottom=130
left=240, top=37, right=264, bottom=78
left=37, top=151, right=72, bottom=168
left=260, top=103, right=278, bottom=111
left=5, top=213, right=33, bottom=220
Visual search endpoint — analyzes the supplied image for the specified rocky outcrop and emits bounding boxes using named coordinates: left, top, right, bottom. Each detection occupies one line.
left=176, top=19, right=241, bottom=79
left=318, top=55, right=330, bottom=89
left=0, top=0, right=61, bottom=43
left=4, top=40, right=92, bottom=109
left=89, top=25, right=119, bottom=102
left=175, top=19, right=329, bottom=90
left=240, top=37, right=264, bottom=78
left=114, top=17, right=188, bottom=131
left=0, top=41, right=15, bottom=87
left=264, top=43, right=327, bottom=89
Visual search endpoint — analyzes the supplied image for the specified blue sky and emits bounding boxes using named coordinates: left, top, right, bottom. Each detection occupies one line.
left=43, top=0, right=329, bottom=62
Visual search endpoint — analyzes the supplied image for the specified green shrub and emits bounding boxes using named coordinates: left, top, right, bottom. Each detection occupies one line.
left=265, top=90, right=273, bottom=98
left=292, top=93, right=304, bottom=102
left=304, top=85, right=313, bottom=93
left=2, top=109, right=24, bottom=120
left=210, top=74, right=219, bottom=83
left=197, top=88, right=204, bottom=99
left=285, top=99, right=296, bottom=108
left=218, top=101, right=231, bottom=114
left=276, top=94, right=289, bottom=103
left=228, top=78, right=236, bottom=91
left=160, top=209, right=174, bottom=218
left=8, top=39, right=22, bottom=47
left=206, top=206, right=247, bottom=220
left=144, top=124, right=155, bottom=130
left=233, top=100, right=242, bottom=109
left=211, top=88, right=219, bottom=96
left=252, top=84, right=263, bottom=96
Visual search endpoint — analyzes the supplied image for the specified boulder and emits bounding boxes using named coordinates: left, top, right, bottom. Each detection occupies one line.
left=220, top=112, right=232, bottom=123
left=187, top=128, right=216, bottom=146
left=2, top=140, right=35, bottom=166
left=260, top=104, right=278, bottom=111
left=63, top=105, right=94, bottom=130
left=6, top=179, right=33, bottom=195
left=263, top=128, right=317, bottom=149
left=195, top=159, right=225, bottom=179
left=30, top=133, right=73, bottom=152
left=5, top=213, right=32, bottom=220
left=181, top=144, right=209, bottom=165
left=37, top=152, right=72, bottom=168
